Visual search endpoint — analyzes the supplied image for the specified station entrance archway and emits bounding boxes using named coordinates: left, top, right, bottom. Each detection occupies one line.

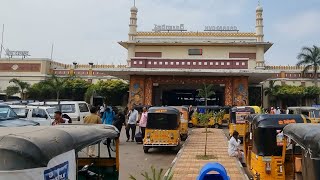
left=128, top=75, right=249, bottom=108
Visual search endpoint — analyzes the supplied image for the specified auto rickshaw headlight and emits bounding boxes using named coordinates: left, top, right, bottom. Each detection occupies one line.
left=265, top=162, right=271, bottom=174
left=147, top=133, right=151, bottom=139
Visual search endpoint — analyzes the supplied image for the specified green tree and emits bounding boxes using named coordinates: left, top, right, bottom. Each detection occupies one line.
left=9, top=78, right=30, bottom=100
left=297, top=45, right=320, bottom=86
left=85, top=80, right=129, bottom=106
left=197, top=84, right=215, bottom=106
left=63, top=78, right=91, bottom=101
left=264, top=80, right=276, bottom=106
left=43, top=75, right=68, bottom=101
left=5, top=85, right=20, bottom=99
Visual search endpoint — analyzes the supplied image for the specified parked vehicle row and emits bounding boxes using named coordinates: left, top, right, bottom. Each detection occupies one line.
left=28, top=101, right=90, bottom=123
left=0, top=103, right=39, bottom=127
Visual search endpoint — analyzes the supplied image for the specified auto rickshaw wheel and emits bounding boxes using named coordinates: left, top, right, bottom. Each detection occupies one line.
left=188, top=123, right=193, bottom=128
left=143, top=146, right=149, bottom=153
left=213, top=123, right=220, bottom=129
left=181, top=134, right=188, bottom=141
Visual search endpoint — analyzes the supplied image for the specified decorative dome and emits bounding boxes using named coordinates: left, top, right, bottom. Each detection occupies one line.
left=130, top=6, right=138, bottom=12
left=256, top=5, right=263, bottom=11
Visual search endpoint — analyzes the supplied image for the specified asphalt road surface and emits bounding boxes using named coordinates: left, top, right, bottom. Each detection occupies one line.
left=118, top=126, right=180, bottom=180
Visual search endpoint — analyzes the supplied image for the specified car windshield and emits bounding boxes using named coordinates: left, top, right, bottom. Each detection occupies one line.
left=46, top=108, right=56, bottom=118
left=12, top=108, right=27, bottom=118
left=0, top=106, right=18, bottom=120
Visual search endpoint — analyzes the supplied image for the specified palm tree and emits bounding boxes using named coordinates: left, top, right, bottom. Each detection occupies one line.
left=297, top=45, right=320, bottom=86
left=197, top=84, right=215, bottom=106
left=43, top=74, right=67, bottom=101
left=9, top=78, right=30, bottom=100
left=264, top=80, right=275, bottom=105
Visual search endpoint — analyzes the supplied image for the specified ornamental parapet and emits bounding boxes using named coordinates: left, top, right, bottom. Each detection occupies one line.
left=265, top=66, right=308, bottom=70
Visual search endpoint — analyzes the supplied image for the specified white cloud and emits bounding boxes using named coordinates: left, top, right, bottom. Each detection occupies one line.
left=273, top=11, right=320, bottom=38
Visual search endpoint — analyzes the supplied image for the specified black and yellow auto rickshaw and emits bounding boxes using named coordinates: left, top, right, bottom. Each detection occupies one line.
left=190, top=106, right=227, bottom=128
left=243, top=114, right=309, bottom=180
left=283, top=124, right=320, bottom=180
left=229, top=106, right=261, bottom=138
left=170, top=106, right=189, bottom=141
left=143, top=107, right=181, bottom=153
left=288, top=106, right=320, bottom=123
left=0, top=125, right=120, bottom=180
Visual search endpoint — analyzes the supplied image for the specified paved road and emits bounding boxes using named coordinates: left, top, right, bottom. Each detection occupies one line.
left=118, top=126, right=179, bottom=180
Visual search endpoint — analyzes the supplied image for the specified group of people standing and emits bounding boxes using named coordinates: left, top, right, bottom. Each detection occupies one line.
left=267, top=106, right=289, bottom=114
left=86, top=105, right=149, bottom=143
left=125, top=107, right=148, bottom=142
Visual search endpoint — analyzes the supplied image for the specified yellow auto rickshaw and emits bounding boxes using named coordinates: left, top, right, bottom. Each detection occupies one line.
left=190, top=106, right=227, bottom=128
left=229, top=106, right=261, bottom=138
left=170, top=106, right=189, bottom=141
left=143, top=107, right=181, bottom=153
left=243, top=114, right=309, bottom=180
left=288, top=106, right=320, bottom=123
left=282, top=123, right=320, bottom=180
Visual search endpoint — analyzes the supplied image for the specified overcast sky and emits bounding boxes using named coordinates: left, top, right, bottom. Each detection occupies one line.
left=0, top=0, right=319, bottom=65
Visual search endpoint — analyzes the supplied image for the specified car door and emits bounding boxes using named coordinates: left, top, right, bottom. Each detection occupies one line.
left=78, top=103, right=90, bottom=123
left=29, top=108, right=52, bottom=126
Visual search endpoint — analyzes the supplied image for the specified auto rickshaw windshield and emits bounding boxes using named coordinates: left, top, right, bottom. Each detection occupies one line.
left=147, top=113, right=179, bottom=130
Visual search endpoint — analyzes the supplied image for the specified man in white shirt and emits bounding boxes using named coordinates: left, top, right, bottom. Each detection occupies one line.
left=228, top=131, right=244, bottom=163
left=126, top=107, right=138, bottom=142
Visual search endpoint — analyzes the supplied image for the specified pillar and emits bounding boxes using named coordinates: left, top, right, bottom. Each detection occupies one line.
left=128, top=75, right=145, bottom=108
left=232, top=76, right=249, bottom=106
left=144, top=77, right=153, bottom=105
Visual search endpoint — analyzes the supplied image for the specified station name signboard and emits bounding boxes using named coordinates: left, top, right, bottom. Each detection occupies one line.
left=5, top=49, right=30, bottom=58
left=204, top=26, right=238, bottom=31
left=152, top=24, right=186, bottom=32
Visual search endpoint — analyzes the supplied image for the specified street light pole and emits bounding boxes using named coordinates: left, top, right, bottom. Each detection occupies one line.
left=0, top=24, right=4, bottom=59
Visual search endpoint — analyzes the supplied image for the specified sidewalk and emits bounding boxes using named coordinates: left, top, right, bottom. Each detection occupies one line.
left=172, top=128, right=246, bottom=180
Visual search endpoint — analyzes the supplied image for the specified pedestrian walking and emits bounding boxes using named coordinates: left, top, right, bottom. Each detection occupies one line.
left=138, top=107, right=148, bottom=138
left=113, top=111, right=126, bottom=134
left=126, top=107, right=138, bottom=142
left=83, top=106, right=102, bottom=157
left=276, top=107, right=281, bottom=114
left=102, top=107, right=115, bottom=125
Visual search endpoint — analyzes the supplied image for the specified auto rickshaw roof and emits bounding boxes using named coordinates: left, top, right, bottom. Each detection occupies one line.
left=0, top=125, right=119, bottom=170
left=284, top=124, right=320, bottom=159
left=148, top=107, right=180, bottom=114
left=253, top=114, right=305, bottom=128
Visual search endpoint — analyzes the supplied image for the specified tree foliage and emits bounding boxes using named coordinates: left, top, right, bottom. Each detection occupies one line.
left=85, top=80, right=129, bottom=106
left=27, top=75, right=91, bottom=101
left=129, top=166, right=173, bottom=180
left=9, top=78, right=30, bottom=100
left=197, top=84, right=215, bottom=106
left=5, top=85, right=20, bottom=97
left=297, top=45, right=320, bottom=85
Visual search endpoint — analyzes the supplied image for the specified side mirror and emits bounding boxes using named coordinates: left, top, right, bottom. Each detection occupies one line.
left=44, top=114, right=48, bottom=119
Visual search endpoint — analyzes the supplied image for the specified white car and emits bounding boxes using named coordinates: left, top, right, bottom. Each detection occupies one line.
left=10, top=105, right=56, bottom=126
left=28, top=101, right=90, bottom=123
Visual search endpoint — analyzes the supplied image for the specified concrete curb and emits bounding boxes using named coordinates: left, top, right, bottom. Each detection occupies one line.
left=164, top=130, right=191, bottom=178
